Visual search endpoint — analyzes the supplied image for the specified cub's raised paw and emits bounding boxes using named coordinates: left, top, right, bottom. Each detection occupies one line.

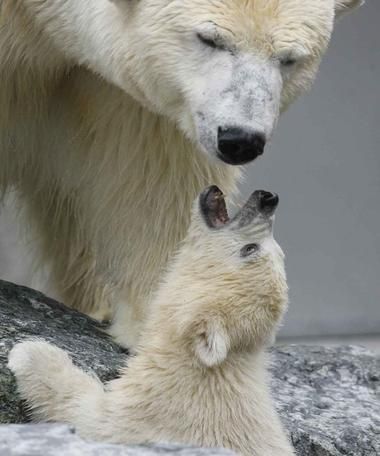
left=8, top=341, right=103, bottom=424
left=8, top=340, right=74, bottom=412
left=8, top=340, right=70, bottom=377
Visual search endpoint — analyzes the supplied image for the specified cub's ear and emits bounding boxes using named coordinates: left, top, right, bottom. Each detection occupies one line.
left=335, top=0, right=364, bottom=18
left=194, top=320, right=230, bottom=367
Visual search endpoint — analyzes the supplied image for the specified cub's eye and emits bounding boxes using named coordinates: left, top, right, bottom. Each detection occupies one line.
left=240, top=243, right=259, bottom=258
left=280, top=57, right=297, bottom=68
left=197, top=33, right=221, bottom=50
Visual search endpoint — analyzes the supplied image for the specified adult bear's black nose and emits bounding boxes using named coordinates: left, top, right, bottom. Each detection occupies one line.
left=217, top=127, right=266, bottom=165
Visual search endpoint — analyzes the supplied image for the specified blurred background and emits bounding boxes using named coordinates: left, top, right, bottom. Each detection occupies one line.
left=0, top=1, right=379, bottom=351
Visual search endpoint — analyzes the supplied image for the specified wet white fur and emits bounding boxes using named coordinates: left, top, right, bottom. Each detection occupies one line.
left=0, top=0, right=362, bottom=347
left=9, top=195, right=293, bottom=455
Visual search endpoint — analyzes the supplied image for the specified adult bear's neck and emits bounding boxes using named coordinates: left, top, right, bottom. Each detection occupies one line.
left=77, top=80, right=243, bottom=292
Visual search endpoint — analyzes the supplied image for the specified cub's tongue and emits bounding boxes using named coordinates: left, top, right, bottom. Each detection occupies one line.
left=199, top=185, right=229, bottom=229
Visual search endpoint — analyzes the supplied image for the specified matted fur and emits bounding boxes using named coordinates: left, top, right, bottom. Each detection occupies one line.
left=0, top=0, right=362, bottom=347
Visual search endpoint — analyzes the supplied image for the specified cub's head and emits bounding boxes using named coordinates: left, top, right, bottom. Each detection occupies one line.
left=114, top=0, right=362, bottom=165
left=158, top=186, right=288, bottom=367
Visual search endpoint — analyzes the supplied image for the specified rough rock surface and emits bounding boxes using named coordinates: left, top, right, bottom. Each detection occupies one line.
left=273, top=345, right=380, bottom=456
left=0, top=280, right=126, bottom=425
left=0, top=424, right=234, bottom=456
left=0, top=279, right=379, bottom=456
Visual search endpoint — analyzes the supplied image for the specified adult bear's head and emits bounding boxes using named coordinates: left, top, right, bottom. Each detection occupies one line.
left=113, top=0, right=362, bottom=165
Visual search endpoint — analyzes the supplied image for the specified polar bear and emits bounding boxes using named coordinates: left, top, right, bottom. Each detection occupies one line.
left=9, top=185, right=293, bottom=456
left=0, top=0, right=362, bottom=348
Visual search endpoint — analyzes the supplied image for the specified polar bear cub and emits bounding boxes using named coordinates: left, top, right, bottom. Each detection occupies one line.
left=9, top=186, right=293, bottom=456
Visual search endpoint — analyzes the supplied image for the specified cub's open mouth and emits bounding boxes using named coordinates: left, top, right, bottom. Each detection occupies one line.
left=199, top=185, right=229, bottom=229
left=199, top=185, right=279, bottom=229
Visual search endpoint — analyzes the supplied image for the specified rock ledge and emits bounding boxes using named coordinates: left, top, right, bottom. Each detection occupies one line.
left=0, top=424, right=234, bottom=456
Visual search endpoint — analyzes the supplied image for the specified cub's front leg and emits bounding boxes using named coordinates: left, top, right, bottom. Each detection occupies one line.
left=8, top=341, right=105, bottom=439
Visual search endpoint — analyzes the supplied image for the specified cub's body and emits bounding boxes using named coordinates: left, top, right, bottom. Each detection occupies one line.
left=9, top=187, right=293, bottom=455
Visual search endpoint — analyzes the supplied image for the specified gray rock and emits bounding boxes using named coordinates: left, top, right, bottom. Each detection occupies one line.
left=0, top=279, right=126, bottom=424
left=273, top=345, right=380, bottom=456
left=0, top=279, right=379, bottom=455
left=0, top=424, right=234, bottom=456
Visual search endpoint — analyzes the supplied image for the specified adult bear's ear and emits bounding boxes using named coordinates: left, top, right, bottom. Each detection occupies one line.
left=194, top=320, right=230, bottom=367
left=335, top=0, right=364, bottom=18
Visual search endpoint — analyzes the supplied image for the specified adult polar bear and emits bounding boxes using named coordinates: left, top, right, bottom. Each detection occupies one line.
left=0, top=0, right=362, bottom=348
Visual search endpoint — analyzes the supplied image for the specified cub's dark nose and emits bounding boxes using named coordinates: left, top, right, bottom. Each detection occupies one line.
left=217, top=127, right=266, bottom=166
left=256, top=190, right=279, bottom=215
